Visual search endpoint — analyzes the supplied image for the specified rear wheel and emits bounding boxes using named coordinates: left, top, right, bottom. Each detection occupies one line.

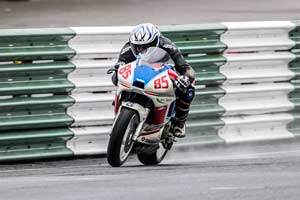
left=107, top=108, right=139, bottom=167
left=137, top=143, right=168, bottom=165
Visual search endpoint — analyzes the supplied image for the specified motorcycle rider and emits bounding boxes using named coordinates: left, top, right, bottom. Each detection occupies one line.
left=112, top=23, right=195, bottom=138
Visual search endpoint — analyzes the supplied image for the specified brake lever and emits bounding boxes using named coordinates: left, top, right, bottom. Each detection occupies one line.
left=107, top=68, right=116, bottom=74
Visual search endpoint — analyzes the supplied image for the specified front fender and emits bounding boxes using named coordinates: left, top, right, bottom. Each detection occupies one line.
left=120, top=102, right=149, bottom=122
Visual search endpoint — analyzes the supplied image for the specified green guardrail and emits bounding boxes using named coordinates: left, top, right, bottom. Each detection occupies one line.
left=0, top=21, right=299, bottom=162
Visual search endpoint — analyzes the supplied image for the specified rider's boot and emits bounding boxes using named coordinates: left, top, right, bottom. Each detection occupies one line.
left=173, top=120, right=186, bottom=138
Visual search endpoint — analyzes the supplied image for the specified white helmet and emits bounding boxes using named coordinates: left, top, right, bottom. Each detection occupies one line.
left=130, top=23, right=161, bottom=55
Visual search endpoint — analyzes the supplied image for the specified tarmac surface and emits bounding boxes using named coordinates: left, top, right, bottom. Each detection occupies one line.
left=1, top=139, right=300, bottom=200
left=0, top=0, right=300, bottom=28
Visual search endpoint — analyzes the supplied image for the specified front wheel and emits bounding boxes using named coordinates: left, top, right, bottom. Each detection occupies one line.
left=137, top=143, right=168, bottom=165
left=107, top=108, right=139, bottom=167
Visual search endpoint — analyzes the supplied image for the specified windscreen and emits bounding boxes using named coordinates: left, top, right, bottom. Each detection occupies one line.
left=140, top=47, right=172, bottom=64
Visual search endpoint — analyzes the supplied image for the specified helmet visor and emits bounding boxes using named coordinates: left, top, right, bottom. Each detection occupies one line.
left=132, top=43, right=151, bottom=54
left=130, top=37, right=159, bottom=55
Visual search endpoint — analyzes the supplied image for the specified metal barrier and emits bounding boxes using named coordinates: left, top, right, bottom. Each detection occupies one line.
left=0, top=21, right=299, bottom=162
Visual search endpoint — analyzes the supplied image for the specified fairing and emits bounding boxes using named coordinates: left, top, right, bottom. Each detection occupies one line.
left=115, top=47, right=177, bottom=144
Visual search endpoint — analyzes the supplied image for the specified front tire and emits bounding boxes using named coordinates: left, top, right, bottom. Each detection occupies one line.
left=137, top=143, right=168, bottom=165
left=107, top=108, right=139, bottom=167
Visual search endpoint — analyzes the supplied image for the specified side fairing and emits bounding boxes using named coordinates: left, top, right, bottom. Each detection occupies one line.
left=117, top=62, right=136, bottom=88
left=116, top=62, right=136, bottom=95
left=144, top=68, right=176, bottom=97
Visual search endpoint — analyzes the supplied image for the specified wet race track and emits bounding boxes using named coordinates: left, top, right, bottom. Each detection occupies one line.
left=1, top=0, right=300, bottom=199
left=1, top=140, right=300, bottom=200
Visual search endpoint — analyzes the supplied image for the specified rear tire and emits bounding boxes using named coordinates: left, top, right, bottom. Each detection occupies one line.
left=107, top=108, right=139, bottom=167
left=137, top=143, right=168, bottom=165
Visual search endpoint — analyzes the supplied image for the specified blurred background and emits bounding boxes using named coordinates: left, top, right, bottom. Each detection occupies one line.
left=1, top=0, right=300, bottom=28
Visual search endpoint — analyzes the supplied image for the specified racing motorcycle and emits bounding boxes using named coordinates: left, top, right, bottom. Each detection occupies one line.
left=107, top=47, right=186, bottom=167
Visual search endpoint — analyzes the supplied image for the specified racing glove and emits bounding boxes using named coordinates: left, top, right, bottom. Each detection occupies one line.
left=175, top=75, right=195, bottom=103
